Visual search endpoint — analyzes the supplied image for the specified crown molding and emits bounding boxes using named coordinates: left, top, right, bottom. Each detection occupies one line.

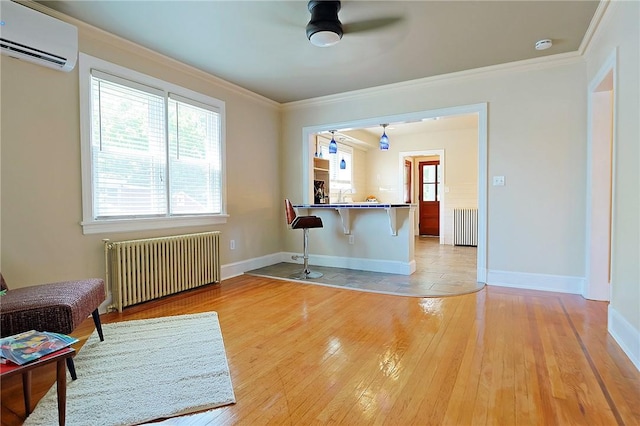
left=282, top=52, right=584, bottom=111
left=19, top=0, right=607, bottom=112
left=578, top=0, right=611, bottom=55
left=18, top=0, right=280, bottom=110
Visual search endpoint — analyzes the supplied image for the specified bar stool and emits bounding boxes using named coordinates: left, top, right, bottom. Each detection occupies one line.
left=285, top=199, right=324, bottom=279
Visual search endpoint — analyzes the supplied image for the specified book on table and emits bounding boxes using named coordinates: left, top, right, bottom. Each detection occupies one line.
left=0, top=330, right=78, bottom=366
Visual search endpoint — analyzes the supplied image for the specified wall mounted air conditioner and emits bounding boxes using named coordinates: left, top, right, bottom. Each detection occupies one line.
left=0, top=1, right=78, bottom=72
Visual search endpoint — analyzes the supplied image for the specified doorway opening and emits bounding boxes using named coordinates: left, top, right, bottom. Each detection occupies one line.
left=419, top=160, right=441, bottom=236
left=301, top=102, right=488, bottom=283
left=399, top=149, right=446, bottom=243
left=585, top=50, right=616, bottom=301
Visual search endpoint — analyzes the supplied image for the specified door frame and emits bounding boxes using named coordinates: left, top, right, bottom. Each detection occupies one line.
left=400, top=150, right=445, bottom=243
left=403, top=159, right=412, bottom=203
left=584, top=49, right=617, bottom=301
left=418, top=159, right=442, bottom=236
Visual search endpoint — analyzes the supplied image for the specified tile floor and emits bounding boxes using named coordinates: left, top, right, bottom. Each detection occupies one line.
left=245, top=236, right=484, bottom=297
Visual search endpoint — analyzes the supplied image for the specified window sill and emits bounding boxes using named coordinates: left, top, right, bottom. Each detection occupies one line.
left=81, top=215, right=229, bottom=235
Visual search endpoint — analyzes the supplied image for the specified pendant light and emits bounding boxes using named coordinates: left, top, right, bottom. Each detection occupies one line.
left=379, top=124, right=390, bottom=150
left=340, top=157, right=346, bottom=169
left=329, top=130, right=338, bottom=154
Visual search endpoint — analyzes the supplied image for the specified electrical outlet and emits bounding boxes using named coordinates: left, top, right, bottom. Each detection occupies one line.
left=493, top=176, right=505, bottom=186
left=348, top=235, right=355, bottom=244
left=230, top=240, right=235, bottom=250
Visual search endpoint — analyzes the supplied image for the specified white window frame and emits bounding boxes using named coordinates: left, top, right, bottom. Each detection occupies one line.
left=318, top=136, right=354, bottom=199
left=79, top=53, right=228, bottom=234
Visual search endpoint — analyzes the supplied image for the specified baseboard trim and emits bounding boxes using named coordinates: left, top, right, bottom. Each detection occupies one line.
left=221, top=253, right=282, bottom=280
left=221, top=251, right=416, bottom=277
left=486, top=270, right=584, bottom=294
left=226, top=258, right=592, bottom=290
left=281, top=252, right=416, bottom=275
left=608, top=306, right=640, bottom=371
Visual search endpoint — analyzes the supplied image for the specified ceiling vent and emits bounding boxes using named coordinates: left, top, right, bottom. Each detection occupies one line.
left=0, top=1, right=78, bottom=72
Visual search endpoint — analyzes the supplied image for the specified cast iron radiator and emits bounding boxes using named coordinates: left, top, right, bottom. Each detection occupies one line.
left=453, top=208, right=478, bottom=246
left=104, top=231, right=220, bottom=312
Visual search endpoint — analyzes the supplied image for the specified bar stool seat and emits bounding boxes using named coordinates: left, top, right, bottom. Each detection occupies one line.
left=285, top=199, right=323, bottom=279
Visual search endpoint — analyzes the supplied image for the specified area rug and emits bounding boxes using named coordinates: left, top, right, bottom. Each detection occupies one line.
left=24, top=312, right=235, bottom=426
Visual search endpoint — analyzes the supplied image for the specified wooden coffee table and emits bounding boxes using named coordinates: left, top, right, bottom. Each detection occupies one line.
left=1, top=347, right=75, bottom=426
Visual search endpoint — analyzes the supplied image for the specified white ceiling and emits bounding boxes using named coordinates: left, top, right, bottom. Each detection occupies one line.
left=36, top=0, right=601, bottom=104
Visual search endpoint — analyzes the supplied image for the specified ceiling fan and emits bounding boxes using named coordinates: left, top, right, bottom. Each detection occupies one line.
left=305, top=0, right=403, bottom=47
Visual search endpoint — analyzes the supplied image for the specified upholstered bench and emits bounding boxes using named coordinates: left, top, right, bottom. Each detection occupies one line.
left=0, top=273, right=105, bottom=379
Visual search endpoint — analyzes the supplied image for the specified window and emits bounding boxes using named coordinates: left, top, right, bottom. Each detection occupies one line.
left=79, top=54, right=227, bottom=234
left=421, top=161, right=441, bottom=202
left=319, top=138, right=353, bottom=198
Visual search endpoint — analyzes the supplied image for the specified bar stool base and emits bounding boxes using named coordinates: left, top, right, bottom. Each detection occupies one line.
left=291, top=270, right=323, bottom=280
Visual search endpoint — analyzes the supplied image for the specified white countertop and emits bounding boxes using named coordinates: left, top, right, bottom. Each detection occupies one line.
left=294, top=203, right=415, bottom=208
left=293, top=203, right=416, bottom=235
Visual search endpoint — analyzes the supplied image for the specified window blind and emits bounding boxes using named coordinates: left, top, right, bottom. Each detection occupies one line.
left=90, top=73, right=222, bottom=219
left=168, top=96, right=222, bottom=215
left=91, top=76, right=166, bottom=218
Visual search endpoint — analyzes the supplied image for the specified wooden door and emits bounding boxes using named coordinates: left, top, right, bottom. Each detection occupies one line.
left=419, top=160, right=440, bottom=235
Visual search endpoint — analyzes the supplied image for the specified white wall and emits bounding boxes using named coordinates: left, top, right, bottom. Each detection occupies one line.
left=351, top=147, right=368, bottom=201
left=0, top=6, right=282, bottom=288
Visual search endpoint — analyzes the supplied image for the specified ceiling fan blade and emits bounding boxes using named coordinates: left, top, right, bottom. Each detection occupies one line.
left=343, top=17, right=404, bottom=34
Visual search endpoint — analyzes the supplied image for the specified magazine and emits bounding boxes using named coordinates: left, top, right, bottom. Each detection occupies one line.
left=0, top=330, right=78, bottom=366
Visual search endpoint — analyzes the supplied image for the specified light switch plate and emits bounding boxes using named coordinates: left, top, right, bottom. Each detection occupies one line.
left=493, top=176, right=505, bottom=186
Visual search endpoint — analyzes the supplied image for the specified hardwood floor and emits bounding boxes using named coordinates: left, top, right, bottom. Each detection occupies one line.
left=1, top=276, right=639, bottom=425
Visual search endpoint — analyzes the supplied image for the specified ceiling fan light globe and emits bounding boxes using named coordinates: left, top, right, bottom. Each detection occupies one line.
left=309, top=30, right=342, bottom=47
left=306, top=0, right=343, bottom=47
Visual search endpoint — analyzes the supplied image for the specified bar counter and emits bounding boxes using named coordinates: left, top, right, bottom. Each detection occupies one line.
left=290, top=202, right=416, bottom=275
left=293, top=203, right=414, bottom=209
left=293, top=203, right=415, bottom=235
